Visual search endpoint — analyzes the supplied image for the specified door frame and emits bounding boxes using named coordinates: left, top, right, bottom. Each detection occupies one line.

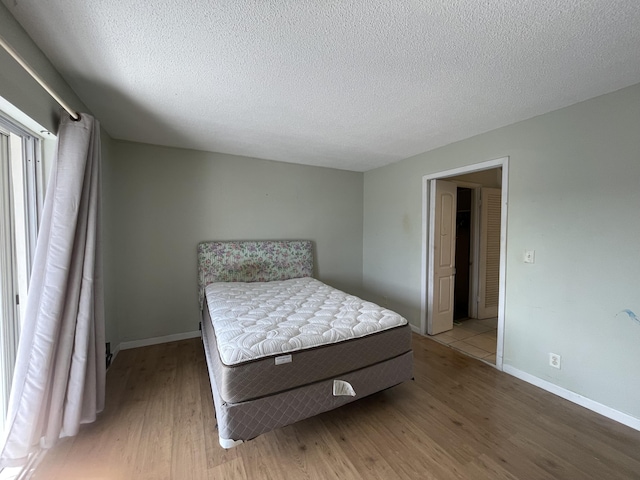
left=420, top=157, right=509, bottom=370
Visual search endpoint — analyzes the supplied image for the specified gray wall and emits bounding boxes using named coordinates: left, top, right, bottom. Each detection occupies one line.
left=101, top=131, right=119, bottom=346
left=0, top=3, right=85, bottom=133
left=0, top=3, right=119, bottom=347
left=110, top=141, right=364, bottom=342
left=363, top=83, right=640, bottom=421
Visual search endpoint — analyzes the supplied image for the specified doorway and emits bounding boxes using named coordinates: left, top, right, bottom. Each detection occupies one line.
left=454, top=187, right=472, bottom=321
left=420, top=158, right=508, bottom=369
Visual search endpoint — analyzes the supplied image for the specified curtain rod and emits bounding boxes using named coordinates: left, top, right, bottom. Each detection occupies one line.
left=0, top=34, right=80, bottom=121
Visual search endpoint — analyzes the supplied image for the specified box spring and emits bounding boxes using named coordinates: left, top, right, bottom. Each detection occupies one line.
left=202, top=314, right=413, bottom=446
left=202, top=302, right=412, bottom=403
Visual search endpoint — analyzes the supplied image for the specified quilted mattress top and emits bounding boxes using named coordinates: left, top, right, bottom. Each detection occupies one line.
left=205, top=277, right=408, bottom=366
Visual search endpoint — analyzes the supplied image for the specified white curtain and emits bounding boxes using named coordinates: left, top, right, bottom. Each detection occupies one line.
left=0, top=113, right=105, bottom=467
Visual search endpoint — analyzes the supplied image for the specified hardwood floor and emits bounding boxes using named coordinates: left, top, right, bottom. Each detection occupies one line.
left=32, top=335, right=640, bottom=479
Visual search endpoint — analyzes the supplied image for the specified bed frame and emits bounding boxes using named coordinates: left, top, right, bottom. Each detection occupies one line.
left=198, top=240, right=413, bottom=448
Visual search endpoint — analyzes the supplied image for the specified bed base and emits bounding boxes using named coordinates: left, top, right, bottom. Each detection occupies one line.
left=197, top=240, right=413, bottom=448
left=201, top=317, right=413, bottom=448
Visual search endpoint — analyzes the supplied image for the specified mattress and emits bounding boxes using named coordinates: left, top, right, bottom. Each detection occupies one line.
left=202, top=312, right=414, bottom=446
left=205, top=277, right=408, bottom=365
left=203, top=277, right=412, bottom=403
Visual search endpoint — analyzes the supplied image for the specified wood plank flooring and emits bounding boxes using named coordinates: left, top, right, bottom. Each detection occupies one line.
left=32, top=335, right=640, bottom=479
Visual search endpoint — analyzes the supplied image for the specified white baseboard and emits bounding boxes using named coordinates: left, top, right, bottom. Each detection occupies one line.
left=119, top=330, right=201, bottom=351
left=410, top=324, right=422, bottom=334
left=503, top=365, right=640, bottom=432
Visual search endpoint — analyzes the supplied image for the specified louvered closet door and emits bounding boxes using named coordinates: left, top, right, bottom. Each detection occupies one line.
left=478, top=187, right=501, bottom=319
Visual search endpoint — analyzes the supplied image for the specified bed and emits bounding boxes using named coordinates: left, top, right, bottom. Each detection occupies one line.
left=198, top=240, right=413, bottom=448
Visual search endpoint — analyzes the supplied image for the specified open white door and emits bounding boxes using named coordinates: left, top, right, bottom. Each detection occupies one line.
left=427, top=179, right=457, bottom=335
left=477, top=187, right=501, bottom=319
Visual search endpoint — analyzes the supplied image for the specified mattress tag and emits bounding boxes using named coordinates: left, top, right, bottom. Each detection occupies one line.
left=275, top=354, right=292, bottom=365
left=333, top=379, right=356, bottom=397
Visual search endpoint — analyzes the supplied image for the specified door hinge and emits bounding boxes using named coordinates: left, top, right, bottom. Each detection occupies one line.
left=15, top=294, right=19, bottom=305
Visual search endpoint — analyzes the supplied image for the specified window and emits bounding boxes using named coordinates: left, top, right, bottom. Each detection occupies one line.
left=0, top=109, right=50, bottom=435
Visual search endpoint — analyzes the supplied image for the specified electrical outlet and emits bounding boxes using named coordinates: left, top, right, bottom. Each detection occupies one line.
left=549, top=353, right=561, bottom=369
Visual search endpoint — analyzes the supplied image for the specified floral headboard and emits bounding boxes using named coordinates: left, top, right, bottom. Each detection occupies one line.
left=197, top=240, right=314, bottom=309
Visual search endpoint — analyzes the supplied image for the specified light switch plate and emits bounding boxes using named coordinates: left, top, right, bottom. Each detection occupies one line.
left=524, top=250, right=535, bottom=263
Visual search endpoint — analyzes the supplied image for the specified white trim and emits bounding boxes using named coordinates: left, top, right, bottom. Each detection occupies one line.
left=495, top=161, right=509, bottom=370
left=0, top=97, right=50, bottom=138
left=420, top=175, right=429, bottom=339
left=119, top=330, right=201, bottom=351
left=425, top=179, right=436, bottom=334
left=425, top=158, right=506, bottom=180
left=421, top=157, right=509, bottom=371
left=409, top=324, right=421, bottom=334
left=503, top=365, right=640, bottom=432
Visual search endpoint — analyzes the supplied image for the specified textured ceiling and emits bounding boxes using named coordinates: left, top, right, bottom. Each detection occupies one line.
left=4, top=1, right=640, bottom=171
